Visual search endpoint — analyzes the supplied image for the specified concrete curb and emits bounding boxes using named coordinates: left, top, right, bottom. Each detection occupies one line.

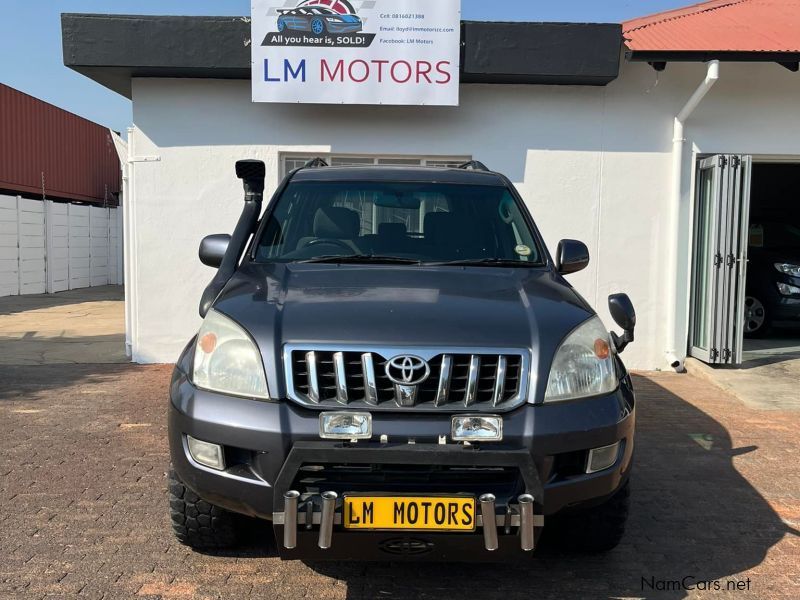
left=683, top=357, right=740, bottom=399
left=684, top=357, right=799, bottom=411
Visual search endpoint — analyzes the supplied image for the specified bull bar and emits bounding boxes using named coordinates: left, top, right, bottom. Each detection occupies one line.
left=272, top=442, right=545, bottom=556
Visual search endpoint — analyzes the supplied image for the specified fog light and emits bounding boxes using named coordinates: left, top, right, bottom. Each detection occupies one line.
left=451, top=415, right=503, bottom=442
left=187, top=435, right=225, bottom=471
left=319, top=412, right=372, bottom=440
left=777, top=282, right=800, bottom=296
left=586, top=442, right=620, bottom=474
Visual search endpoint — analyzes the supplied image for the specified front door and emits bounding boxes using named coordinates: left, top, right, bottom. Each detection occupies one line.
left=689, top=155, right=752, bottom=365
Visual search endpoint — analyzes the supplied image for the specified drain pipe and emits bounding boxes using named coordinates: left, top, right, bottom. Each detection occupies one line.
left=109, top=129, right=132, bottom=358
left=665, top=60, right=719, bottom=372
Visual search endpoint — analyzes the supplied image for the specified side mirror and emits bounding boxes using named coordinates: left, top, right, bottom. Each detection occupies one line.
left=556, top=239, right=590, bottom=275
left=608, top=293, right=636, bottom=353
left=199, top=234, right=231, bottom=268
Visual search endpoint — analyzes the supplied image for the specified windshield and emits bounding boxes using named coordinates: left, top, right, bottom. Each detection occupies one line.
left=254, top=181, right=544, bottom=265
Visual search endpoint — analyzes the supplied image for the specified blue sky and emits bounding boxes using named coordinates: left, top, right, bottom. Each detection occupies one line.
left=0, top=1, right=689, bottom=133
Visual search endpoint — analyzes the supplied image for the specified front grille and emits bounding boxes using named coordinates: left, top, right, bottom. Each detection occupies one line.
left=284, top=346, right=529, bottom=412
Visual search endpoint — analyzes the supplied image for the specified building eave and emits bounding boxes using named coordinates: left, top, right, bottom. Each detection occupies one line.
left=626, top=50, right=800, bottom=73
left=61, top=14, right=623, bottom=99
left=627, top=50, right=800, bottom=62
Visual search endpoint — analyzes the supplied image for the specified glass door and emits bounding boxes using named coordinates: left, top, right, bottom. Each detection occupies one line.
left=723, top=155, right=752, bottom=365
left=689, top=155, right=752, bottom=365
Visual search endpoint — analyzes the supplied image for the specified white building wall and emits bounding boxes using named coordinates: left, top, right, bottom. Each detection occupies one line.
left=128, top=60, right=800, bottom=367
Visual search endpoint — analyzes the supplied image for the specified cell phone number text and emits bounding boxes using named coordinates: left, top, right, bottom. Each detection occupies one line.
left=381, top=13, right=426, bottom=20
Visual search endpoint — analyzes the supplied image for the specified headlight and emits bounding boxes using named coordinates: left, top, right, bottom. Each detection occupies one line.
left=544, top=316, right=617, bottom=403
left=775, top=263, right=800, bottom=277
left=325, top=17, right=339, bottom=21
left=193, top=309, right=269, bottom=399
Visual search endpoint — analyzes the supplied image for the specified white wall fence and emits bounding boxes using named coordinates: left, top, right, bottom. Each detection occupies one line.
left=0, top=194, right=122, bottom=297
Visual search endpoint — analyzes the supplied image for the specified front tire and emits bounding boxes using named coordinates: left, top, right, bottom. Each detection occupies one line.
left=168, top=468, right=242, bottom=549
left=546, top=481, right=630, bottom=553
left=743, top=295, right=771, bottom=338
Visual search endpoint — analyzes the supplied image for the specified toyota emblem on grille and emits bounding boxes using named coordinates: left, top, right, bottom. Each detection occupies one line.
left=385, top=355, right=430, bottom=386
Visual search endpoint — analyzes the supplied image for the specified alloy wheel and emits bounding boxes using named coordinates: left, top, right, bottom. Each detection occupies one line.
left=743, top=296, right=766, bottom=334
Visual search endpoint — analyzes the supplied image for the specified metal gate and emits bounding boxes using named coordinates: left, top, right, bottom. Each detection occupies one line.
left=689, top=154, right=752, bottom=365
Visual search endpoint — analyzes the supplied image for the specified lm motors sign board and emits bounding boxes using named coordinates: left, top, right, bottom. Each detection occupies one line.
left=251, top=0, right=461, bottom=105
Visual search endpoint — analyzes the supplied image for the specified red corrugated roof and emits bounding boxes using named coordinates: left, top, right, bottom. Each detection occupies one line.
left=623, top=0, right=800, bottom=53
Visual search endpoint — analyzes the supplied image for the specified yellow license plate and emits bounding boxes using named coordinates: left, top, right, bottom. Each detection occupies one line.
left=343, top=496, right=476, bottom=531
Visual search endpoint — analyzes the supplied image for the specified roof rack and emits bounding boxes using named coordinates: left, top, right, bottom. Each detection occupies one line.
left=304, top=157, right=329, bottom=169
left=457, top=160, right=490, bottom=171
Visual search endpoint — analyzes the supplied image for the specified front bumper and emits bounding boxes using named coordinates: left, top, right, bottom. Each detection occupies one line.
left=169, top=366, right=635, bottom=559
left=755, top=273, right=800, bottom=322
left=770, top=295, right=800, bottom=322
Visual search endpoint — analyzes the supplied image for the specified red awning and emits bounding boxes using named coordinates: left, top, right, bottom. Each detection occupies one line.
left=623, top=0, right=800, bottom=53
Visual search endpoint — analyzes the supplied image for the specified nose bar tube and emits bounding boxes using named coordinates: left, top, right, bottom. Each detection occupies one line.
left=518, top=494, right=535, bottom=551
left=282, top=490, right=300, bottom=549
left=479, top=493, right=499, bottom=551
left=318, top=491, right=338, bottom=549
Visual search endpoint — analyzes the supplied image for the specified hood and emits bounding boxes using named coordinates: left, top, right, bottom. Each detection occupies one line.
left=213, top=263, right=595, bottom=401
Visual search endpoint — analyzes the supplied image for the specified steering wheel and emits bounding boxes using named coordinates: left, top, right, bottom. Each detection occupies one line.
left=302, top=238, right=353, bottom=252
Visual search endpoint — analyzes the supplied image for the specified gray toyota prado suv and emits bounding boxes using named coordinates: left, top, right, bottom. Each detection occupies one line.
left=168, top=159, right=637, bottom=561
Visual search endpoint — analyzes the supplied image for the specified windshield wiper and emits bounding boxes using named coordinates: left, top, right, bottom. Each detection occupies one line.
left=297, top=254, right=422, bottom=265
left=424, top=258, right=537, bottom=267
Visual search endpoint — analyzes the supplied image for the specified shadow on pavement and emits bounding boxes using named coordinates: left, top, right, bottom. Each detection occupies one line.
left=294, top=375, right=792, bottom=599
left=0, top=333, right=128, bottom=366
left=0, top=364, right=135, bottom=400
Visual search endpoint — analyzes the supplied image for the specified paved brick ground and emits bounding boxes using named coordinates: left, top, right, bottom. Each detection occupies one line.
left=1, top=365, right=798, bottom=600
